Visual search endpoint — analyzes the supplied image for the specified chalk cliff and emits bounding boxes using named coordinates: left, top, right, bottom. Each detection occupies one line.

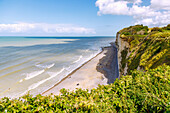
left=116, top=24, right=170, bottom=77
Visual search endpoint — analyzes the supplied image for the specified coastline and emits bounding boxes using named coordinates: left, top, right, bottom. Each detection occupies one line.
left=42, top=49, right=104, bottom=95
left=42, top=42, right=118, bottom=96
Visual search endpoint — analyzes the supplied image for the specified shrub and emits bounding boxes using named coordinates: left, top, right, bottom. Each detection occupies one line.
left=120, top=25, right=149, bottom=36
left=130, top=38, right=139, bottom=49
left=122, top=32, right=131, bottom=35
left=163, top=24, right=170, bottom=30
left=166, top=24, right=170, bottom=30
left=0, top=65, right=169, bottom=112
left=151, top=27, right=163, bottom=32
left=150, top=31, right=170, bottom=38
left=120, top=47, right=128, bottom=73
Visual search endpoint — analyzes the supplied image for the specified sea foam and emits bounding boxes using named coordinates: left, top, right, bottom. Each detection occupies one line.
left=73, top=55, right=83, bottom=64
left=19, top=70, right=45, bottom=82
left=35, top=63, right=55, bottom=69
left=19, top=68, right=65, bottom=96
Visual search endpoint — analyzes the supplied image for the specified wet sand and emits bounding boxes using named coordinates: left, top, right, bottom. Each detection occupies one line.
left=42, top=43, right=118, bottom=96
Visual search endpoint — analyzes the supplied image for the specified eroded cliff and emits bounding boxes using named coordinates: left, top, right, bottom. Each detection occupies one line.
left=116, top=24, right=170, bottom=77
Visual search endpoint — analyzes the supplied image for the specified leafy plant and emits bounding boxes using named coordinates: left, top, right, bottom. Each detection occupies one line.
left=151, top=27, right=163, bottom=32
left=0, top=65, right=169, bottom=112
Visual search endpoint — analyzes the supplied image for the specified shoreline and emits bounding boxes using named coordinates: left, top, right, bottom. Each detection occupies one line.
left=42, top=42, right=118, bottom=96
left=42, top=49, right=104, bottom=95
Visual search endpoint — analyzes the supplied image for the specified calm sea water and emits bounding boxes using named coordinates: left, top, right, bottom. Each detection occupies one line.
left=0, top=36, right=115, bottom=98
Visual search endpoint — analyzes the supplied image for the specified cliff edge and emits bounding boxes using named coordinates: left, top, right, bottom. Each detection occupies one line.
left=116, top=24, right=170, bottom=77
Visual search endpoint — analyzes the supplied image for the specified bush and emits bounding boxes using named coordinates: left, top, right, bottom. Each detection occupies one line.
left=166, top=24, right=170, bottom=30
left=151, top=27, right=163, bottom=32
left=120, top=25, right=149, bottom=36
left=0, top=65, right=169, bottom=112
left=122, top=32, right=131, bottom=35
left=150, top=31, right=170, bottom=38
left=164, top=24, right=170, bottom=30
left=130, top=38, right=139, bottom=49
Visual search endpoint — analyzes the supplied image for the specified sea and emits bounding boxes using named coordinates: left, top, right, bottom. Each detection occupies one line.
left=0, top=36, right=115, bottom=98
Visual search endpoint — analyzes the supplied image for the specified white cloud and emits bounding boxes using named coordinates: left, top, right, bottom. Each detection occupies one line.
left=0, top=23, right=96, bottom=35
left=96, top=0, right=170, bottom=27
left=151, top=0, right=170, bottom=10
left=96, top=0, right=129, bottom=15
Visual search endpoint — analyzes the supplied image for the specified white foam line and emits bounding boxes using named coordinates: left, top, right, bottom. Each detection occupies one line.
left=19, top=68, right=65, bottom=96
left=73, top=55, right=83, bottom=64
left=20, top=49, right=102, bottom=97
left=19, top=70, right=45, bottom=82
left=35, top=63, right=55, bottom=69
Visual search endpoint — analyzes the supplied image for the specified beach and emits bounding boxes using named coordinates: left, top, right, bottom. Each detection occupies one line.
left=42, top=43, right=118, bottom=96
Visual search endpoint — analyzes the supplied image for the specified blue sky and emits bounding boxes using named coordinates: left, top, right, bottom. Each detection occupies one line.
left=0, top=0, right=169, bottom=36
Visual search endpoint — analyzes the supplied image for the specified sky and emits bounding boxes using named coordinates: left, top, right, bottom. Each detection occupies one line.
left=0, top=0, right=169, bottom=36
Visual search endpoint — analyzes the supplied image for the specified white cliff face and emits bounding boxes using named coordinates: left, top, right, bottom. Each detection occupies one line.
left=116, top=33, right=130, bottom=77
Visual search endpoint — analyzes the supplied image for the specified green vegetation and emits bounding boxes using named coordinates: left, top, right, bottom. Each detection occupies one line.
left=118, top=24, right=170, bottom=74
left=0, top=24, right=169, bottom=112
left=163, top=24, right=170, bottom=30
left=150, top=31, right=170, bottom=38
left=151, top=27, right=163, bottom=32
left=0, top=65, right=169, bottom=112
left=119, top=24, right=149, bottom=36
left=120, top=47, right=128, bottom=75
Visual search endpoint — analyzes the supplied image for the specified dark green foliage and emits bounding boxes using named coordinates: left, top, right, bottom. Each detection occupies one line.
left=0, top=65, right=169, bottom=112
left=120, top=47, right=128, bottom=75
left=151, top=27, right=163, bottom=32
left=150, top=31, right=170, bottom=38
left=130, top=38, right=140, bottom=49
left=119, top=24, right=149, bottom=36
left=122, top=32, right=131, bottom=35
left=133, top=25, right=148, bottom=32
left=127, top=53, right=142, bottom=74
left=167, top=24, right=170, bottom=30
left=163, top=24, right=170, bottom=30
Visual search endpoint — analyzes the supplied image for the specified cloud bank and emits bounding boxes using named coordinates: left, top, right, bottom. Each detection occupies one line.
left=96, top=0, right=170, bottom=26
left=0, top=23, right=96, bottom=35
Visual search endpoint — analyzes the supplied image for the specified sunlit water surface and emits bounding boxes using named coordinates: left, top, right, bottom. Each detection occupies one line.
left=0, top=36, right=115, bottom=98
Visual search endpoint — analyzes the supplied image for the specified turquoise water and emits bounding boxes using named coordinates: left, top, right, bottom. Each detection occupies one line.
left=0, top=36, right=115, bottom=98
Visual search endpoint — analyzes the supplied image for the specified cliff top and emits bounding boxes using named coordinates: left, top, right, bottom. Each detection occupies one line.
left=117, top=24, right=170, bottom=76
left=118, top=24, right=170, bottom=43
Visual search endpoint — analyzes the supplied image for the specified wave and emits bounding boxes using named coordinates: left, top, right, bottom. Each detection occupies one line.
left=19, top=70, right=45, bottom=82
left=47, top=68, right=65, bottom=77
left=19, top=48, right=102, bottom=96
left=35, top=63, right=55, bottom=69
left=20, top=49, right=102, bottom=94
left=19, top=68, right=65, bottom=96
left=73, top=55, right=83, bottom=64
